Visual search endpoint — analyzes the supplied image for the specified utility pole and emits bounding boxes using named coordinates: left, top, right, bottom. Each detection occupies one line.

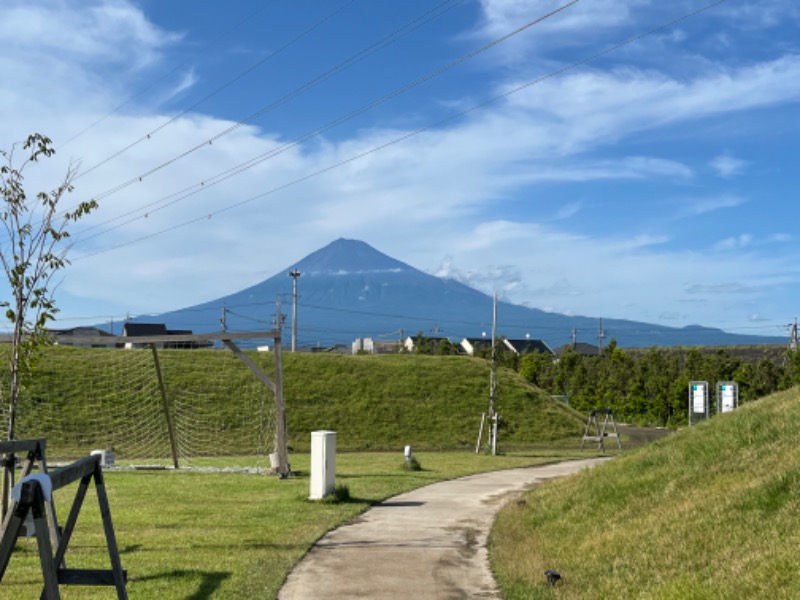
left=289, top=268, right=301, bottom=352
left=220, top=303, right=227, bottom=332
left=790, top=318, right=798, bottom=351
left=274, top=296, right=285, bottom=331
left=489, top=292, right=498, bottom=455
left=597, top=318, right=606, bottom=355
left=571, top=327, right=577, bottom=349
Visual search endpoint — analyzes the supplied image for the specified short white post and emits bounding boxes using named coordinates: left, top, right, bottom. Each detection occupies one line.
left=309, top=431, right=336, bottom=500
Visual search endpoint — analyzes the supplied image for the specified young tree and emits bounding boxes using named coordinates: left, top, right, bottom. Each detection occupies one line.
left=1, top=134, right=97, bottom=507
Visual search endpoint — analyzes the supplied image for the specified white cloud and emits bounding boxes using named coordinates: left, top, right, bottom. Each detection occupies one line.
left=710, top=154, right=748, bottom=178
left=714, top=234, right=753, bottom=251
left=478, top=0, right=643, bottom=40
left=502, top=56, right=800, bottom=150
left=682, top=195, right=746, bottom=217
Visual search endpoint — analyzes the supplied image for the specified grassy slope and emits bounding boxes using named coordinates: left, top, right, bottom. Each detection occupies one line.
left=490, top=386, right=800, bottom=599
left=281, top=353, right=585, bottom=450
left=11, top=348, right=585, bottom=455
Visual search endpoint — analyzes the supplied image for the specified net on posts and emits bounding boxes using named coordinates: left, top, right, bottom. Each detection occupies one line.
left=6, top=345, right=276, bottom=471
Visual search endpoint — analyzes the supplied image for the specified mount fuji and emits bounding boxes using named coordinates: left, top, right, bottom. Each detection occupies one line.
left=122, top=238, right=784, bottom=350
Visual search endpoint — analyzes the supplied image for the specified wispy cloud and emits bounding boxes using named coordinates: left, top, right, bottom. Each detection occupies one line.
left=710, top=154, right=748, bottom=178
left=714, top=234, right=753, bottom=251
left=682, top=195, right=746, bottom=216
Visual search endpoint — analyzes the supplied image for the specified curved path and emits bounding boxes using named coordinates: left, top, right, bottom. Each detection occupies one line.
left=278, top=458, right=609, bottom=599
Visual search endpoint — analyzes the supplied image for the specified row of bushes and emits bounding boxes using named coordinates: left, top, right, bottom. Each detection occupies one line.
left=518, top=342, right=799, bottom=426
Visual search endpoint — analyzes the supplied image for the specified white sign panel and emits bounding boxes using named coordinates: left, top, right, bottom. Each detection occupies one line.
left=692, top=383, right=706, bottom=413
left=720, top=384, right=736, bottom=413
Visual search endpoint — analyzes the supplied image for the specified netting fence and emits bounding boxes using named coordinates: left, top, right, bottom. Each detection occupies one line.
left=0, top=336, right=283, bottom=472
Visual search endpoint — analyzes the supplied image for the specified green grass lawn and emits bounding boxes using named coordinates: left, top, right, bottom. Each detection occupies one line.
left=2, top=449, right=594, bottom=599
left=489, top=387, right=800, bottom=599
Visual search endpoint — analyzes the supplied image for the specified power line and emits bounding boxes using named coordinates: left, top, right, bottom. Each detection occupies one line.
left=74, top=0, right=358, bottom=181
left=71, top=0, right=580, bottom=251
left=70, top=0, right=728, bottom=257
left=65, top=0, right=473, bottom=235
left=58, top=1, right=278, bottom=148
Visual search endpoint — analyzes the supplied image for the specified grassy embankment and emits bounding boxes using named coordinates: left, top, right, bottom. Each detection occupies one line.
left=2, top=350, right=594, bottom=598
left=490, top=386, right=800, bottom=598
left=12, top=348, right=587, bottom=456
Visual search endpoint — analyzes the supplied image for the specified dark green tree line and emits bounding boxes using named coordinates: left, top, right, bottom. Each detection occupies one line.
left=519, top=343, right=799, bottom=426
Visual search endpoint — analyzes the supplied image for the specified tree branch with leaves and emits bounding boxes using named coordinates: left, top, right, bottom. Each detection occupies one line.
left=0, top=133, right=97, bottom=512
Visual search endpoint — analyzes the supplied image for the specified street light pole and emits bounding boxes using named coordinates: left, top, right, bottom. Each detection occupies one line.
left=289, top=268, right=301, bottom=352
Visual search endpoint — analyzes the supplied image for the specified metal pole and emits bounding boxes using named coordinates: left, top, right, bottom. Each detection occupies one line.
left=289, top=269, right=301, bottom=352
left=489, top=292, right=497, bottom=455
left=150, top=344, right=180, bottom=469
left=274, top=335, right=289, bottom=477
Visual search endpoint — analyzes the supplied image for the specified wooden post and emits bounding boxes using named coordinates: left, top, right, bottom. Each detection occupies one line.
left=221, top=337, right=287, bottom=476
left=150, top=344, right=180, bottom=469
left=475, top=413, right=486, bottom=454
left=273, top=335, right=289, bottom=477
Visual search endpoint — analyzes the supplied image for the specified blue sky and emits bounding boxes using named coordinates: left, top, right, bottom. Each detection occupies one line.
left=0, top=0, right=798, bottom=339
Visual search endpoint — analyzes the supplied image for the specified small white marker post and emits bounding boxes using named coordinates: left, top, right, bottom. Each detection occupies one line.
left=309, top=431, right=336, bottom=500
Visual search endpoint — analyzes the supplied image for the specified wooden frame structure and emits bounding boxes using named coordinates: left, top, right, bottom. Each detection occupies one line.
left=0, top=439, right=60, bottom=541
left=580, top=408, right=621, bottom=453
left=0, top=453, right=127, bottom=599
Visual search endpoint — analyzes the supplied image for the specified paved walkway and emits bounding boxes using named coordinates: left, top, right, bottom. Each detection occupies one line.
left=278, top=458, right=609, bottom=599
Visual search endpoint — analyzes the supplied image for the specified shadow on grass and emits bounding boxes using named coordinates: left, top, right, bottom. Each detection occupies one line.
left=135, top=569, right=231, bottom=600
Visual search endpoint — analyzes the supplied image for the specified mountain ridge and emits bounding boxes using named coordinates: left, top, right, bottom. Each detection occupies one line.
left=124, top=239, right=785, bottom=349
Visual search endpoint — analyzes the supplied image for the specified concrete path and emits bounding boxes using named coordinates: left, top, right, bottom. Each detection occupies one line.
left=278, top=458, right=609, bottom=599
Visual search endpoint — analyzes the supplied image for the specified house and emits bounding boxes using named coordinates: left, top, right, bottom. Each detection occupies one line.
left=352, top=338, right=402, bottom=354
left=555, top=342, right=601, bottom=357
left=122, top=323, right=211, bottom=349
left=461, top=336, right=553, bottom=357
left=460, top=337, right=492, bottom=356
left=503, top=338, right=554, bottom=356
left=403, top=336, right=459, bottom=354
left=50, top=326, right=117, bottom=348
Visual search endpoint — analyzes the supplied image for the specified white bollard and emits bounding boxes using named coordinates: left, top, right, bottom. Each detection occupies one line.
left=309, top=431, right=336, bottom=500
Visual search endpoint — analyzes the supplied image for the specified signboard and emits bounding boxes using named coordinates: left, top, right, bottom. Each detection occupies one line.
left=688, top=381, right=708, bottom=425
left=718, top=382, right=738, bottom=414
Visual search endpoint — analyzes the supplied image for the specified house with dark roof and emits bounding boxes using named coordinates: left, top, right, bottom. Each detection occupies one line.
left=502, top=338, right=554, bottom=356
left=459, top=337, right=492, bottom=356
left=461, top=336, right=553, bottom=357
left=122, top=322, right=211, bottom=349
left=555, top=342, right=601, bottom=357
left=50, top=326, right=117, bottom=348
